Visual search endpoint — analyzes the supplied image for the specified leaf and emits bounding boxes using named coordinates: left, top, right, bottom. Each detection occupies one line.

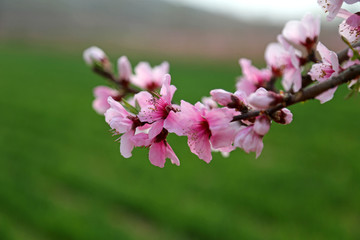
left=121, top=98, right=139, bottom=115
left=341, top=36, right=360, bottom=61
left=345, top=80, right=360, bottom=99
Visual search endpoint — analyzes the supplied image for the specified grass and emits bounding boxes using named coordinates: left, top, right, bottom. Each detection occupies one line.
left=0, top=42, right=359, bottom=240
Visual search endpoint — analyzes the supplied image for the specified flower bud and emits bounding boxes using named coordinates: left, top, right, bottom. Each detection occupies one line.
left=248, top=88, right=283, bottom=110
left=118, top=56, right=132, bottom=82
left=83, top=46, right=112, bottom=72
left=210, top=89, right=248, bottom=111
left=272, top=108, right=293, bottom=125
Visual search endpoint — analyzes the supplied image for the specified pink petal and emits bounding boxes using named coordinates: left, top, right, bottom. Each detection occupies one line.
left=165, top=144, right=180, bottom=166
left=131, top=62, right=153, bottom=88
left=120, top=130, right=135, bottom=158
left=248, top=88, right=274, bottom=110
left=282, top=20, right=307, bottom=45
left=344, top=0, right=359, bottom=3
left=210, top=89, right=233, bottom=106
left=317, top=0, right=343, bottom=21
left=93, top=98, right=110, bottom=115
left=234, top=126, right=264, bottom=158
left=317, top=42, right=333, bottom=64
left=339, top=17, right=360, bottom=44
left=148, top=120, right=165, bottom=140
left=201, top=97, right=218, bottom=109
left=337, top=8, right=353, bottom=19
left=160, top=74, right=176, bottom=104
left=93, top=86, right=117, bottom=98
left=149, top=142, right=166, bottom=168
left=253, top=116, right=271, bottom=136
left=302, top=13, right=321, bottom=41
left=188, top=134, right=212, bottom=163
left=282, top=108, right=293, bottom=125
left=105, top=97, right=133, bottom=133
left=236, top=78, right=257, bottom=96
left=118, top=56, right=132, bottom=81
left=134, top=91, right=153, bottom=109
left=92, top=86, right=118, bottom=114
left=255, top=140, right=264, bottom=159
left=153, top=61, right=170, bottom=85
left=206, top=108, right=234, bottom=131
left=163, top=111, right=186, bottom=136
left=283, top=68, right=302, bottom=92
left=210, top=127, right=236, bottom=149
left=315, top=87, right=338, bottom=103
left=132, top=133, right=150, bottom=147
left=308, top=63, right=332, bottom=81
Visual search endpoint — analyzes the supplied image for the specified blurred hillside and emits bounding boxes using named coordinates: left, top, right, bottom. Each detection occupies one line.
left=0, top=0, right=344, bottom=60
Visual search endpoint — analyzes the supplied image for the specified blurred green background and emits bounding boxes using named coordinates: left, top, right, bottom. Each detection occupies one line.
left=1, top=0, right=360, bottom=239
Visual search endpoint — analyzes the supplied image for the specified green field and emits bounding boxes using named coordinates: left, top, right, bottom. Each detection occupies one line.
left=0, top=43, right=359, bottom=240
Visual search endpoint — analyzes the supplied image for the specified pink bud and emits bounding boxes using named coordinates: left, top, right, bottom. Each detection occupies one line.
left=210, top=89, right=248, bottom=111
left=83, top=46, right=107, bottom=66
left=272, top=108, right=293, bottom=125
left=118, top=56, right=132, bottom=81
left=248, top=88, right=282, bottom=110
left=210, top=89, right=233, bottom=106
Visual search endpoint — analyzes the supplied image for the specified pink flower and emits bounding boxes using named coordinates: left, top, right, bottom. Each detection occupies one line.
left=282, top=13, right=320, bottom=51
left=105, top=97, right=146, bottom=158
left=318, top=0, right=359, bottom=21
left=92, top=86, right=119, bottom=114
left=118, top=56, right=132, bottom=82
left=236, top=59, right=272, bottom=96
left=309, top=42, right=341, bottom=103
left=165, top=101, right=235, bottom=163
left=272, top=108, right=293, bottom=125
left=234, top=125, right=264, bottom=158
left=131, top=61, right=169, bottom=91
left=138, top=74, right=178, bottom=135
left=210, top=89, right=248, bottom=111
left=132, top=127, right=179, bottom=168
left=234, top=116, right=271, bottom=158
left=247, top=88, right=283, bottom=110
left=265, top=36, right=302, bottom=91
left=338, top=10, right=360, bottom=44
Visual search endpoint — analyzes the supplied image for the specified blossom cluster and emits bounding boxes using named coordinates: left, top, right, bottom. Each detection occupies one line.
left=83, top=1, right=360, bottom=167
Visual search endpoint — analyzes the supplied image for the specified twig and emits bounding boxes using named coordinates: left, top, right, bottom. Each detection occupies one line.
left=232, top=64, right=360, bottom=122
left=92, top=67, right=139, bottom=94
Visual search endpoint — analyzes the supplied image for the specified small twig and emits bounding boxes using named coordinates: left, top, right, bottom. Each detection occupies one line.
left=92, top=67, right=139, bottom=94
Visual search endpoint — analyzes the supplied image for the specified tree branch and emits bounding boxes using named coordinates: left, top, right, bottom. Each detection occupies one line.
left=232, top=64, right=360, bottom=122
